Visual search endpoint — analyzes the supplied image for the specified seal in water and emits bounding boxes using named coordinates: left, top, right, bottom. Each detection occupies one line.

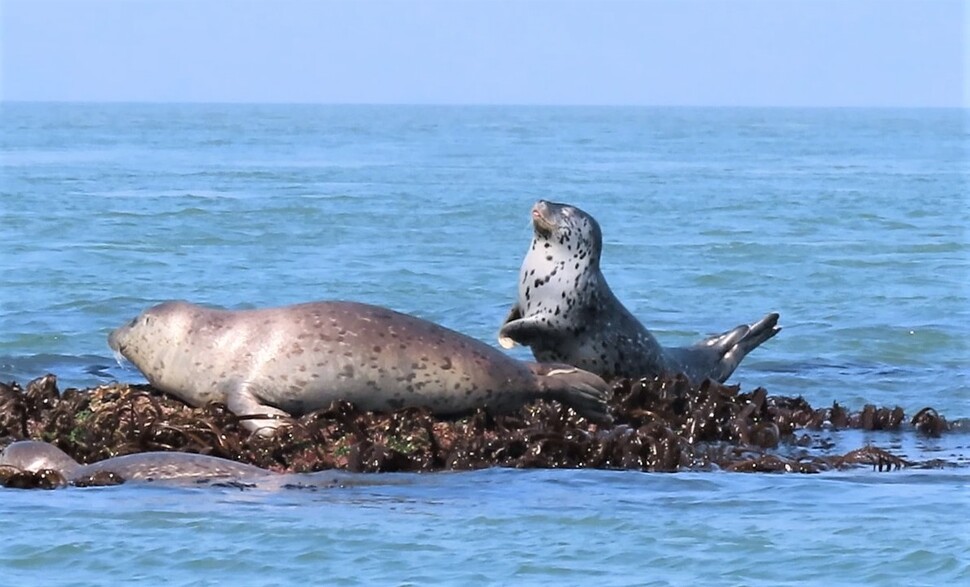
left=108, top=300, right=612, bottom=435
left=0, top=441, right=400, bottom=489
left=498, top=200, right=781, bottom=383
left=0, top=440, right=268, bottom=485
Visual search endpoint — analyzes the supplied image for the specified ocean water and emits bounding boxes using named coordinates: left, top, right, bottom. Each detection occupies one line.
left=1, top=103, right=968, bottom=584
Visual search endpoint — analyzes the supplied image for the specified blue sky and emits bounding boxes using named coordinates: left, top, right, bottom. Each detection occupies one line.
left=1, top=0, right=966, bottom=107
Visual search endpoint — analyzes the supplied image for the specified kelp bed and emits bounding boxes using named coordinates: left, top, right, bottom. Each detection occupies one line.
left=0, top=373, right=961, bottom=488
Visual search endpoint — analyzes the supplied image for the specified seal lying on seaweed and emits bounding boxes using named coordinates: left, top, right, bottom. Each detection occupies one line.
left=109, top=300, right=612, bottom=435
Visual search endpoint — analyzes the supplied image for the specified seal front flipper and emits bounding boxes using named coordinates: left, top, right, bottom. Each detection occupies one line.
left=498, top=305, right=523, bottom=349
left=225, top=381, right=294, bottom=436
left=499, top=314, right=555, bottom=349
left=527, top=362, right=613, bottom=425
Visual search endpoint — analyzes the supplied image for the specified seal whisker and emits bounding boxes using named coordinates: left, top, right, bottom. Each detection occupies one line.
left=111, top=349, right=127, bottom=367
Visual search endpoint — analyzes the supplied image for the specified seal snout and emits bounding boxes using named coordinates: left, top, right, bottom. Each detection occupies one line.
left=531, top=200, right=557, bottom=237
left=107, top=332, right=129, bottom=366
left=107, top=324, right=134, bottom=366
left=107, top=327, right=124, bottom=352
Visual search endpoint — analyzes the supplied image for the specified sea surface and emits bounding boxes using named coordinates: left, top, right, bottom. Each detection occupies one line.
left=1, top=103, right=968, bottom=585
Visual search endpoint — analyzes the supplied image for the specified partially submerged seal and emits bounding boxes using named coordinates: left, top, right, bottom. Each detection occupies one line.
left=0, top=440, right=268, bottom=486
left=0, top=440, right=406, bottom=489
left=499, top=200, right=780, bottom=383
left=108, top=300, right=612, bottom=435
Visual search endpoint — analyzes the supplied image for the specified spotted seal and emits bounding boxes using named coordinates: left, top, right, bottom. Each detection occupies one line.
left=0, top=440, right=268, bottom=485
left=108, top=300, right=612, bottom=435
left=0, top=440, right=399, bottom=489
left=498, top=200, right=781, bottom=383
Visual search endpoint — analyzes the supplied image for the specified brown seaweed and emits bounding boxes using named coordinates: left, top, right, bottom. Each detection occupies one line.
left=0, top=373, right=959, bottom=488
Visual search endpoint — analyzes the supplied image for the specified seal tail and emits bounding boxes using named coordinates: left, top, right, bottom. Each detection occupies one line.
left=527, top=362, right=613, bottom=425
left=712, top=312, right=781, bottom=377
left=727, top=312, right=781, bottom=354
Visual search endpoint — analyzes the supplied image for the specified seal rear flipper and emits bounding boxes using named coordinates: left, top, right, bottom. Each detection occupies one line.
left=696, top=313, right=781, bottom=354
left=726, top=312, right=781, bottom=358
left=692, top=325, right=749, bottom=354
left=225, top=383, right=294, bottom=437
left=528, top=362, right=613, bottom=425
left=708, top=312, right=782, bottom=382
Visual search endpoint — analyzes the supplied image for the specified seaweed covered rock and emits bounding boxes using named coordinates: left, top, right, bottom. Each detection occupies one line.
left=0, top=373, right=957, bottom=485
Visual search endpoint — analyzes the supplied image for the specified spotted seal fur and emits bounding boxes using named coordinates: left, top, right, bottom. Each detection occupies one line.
left=0, top=440, right=267, bottom=484
left=108, top=300, right=612, bottom=435
left=0, top=440, right=404, bottom=489
left=498, top=200, right=780, bottom=383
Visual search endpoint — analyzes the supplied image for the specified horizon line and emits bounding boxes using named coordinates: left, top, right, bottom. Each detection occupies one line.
left=2, top=99, right=967, bottom=110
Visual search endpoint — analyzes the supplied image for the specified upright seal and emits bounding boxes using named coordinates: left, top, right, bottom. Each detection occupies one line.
left=109, top=300, right=611, bottom=435
left=498, top=200, right=780, bottom=383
